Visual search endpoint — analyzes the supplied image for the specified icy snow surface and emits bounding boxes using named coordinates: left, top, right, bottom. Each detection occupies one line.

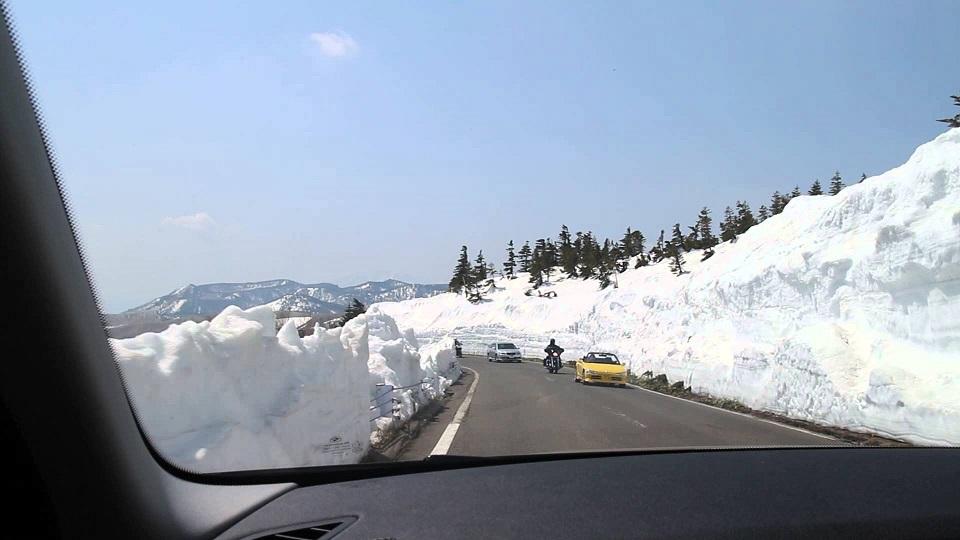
left=379, top=129, right=960, bottom=445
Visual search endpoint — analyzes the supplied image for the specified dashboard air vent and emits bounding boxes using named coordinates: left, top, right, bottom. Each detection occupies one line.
left=254, top=519, right=353, bottom=540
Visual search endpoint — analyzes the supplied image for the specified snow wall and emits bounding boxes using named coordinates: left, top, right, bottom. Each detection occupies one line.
left=111, top=304, right=460, bottom=473
left=379, top=129, right=960, bottom=446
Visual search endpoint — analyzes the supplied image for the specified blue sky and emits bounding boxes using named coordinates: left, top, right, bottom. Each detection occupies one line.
left=8, top=0, right=959, bottom=311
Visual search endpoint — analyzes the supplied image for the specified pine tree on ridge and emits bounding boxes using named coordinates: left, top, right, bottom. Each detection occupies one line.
left=503, top=240, right=517, bottom=279
left=829, top=171, right=844, bottom=195
left=448, top=245, right=473, bottom=293
left=808, top=179, right=823, bottom=195
left=667, top=224, right=686, bottom=276
left=339, top=298, right=367, bottom=326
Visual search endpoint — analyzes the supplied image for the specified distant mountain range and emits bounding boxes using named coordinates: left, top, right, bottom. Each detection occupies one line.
left=116, top=279, right=446, bottom=321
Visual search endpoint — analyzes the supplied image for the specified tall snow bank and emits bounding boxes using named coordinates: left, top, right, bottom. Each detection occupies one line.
left=112, top=305, right=458, bottom=472
left=380, top=129, right=960, bottom=445
left=365, top=306, right=462, bottom=438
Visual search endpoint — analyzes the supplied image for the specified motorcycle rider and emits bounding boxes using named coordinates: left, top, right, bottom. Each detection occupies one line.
left=543, top=338, right=564, bottom=368
left=454, top=339, right=463, bottom=359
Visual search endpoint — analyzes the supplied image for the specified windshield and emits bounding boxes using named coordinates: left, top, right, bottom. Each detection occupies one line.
left=586, top=354, right=620, bottom=365
left=10, top=0, right=958, bottom=475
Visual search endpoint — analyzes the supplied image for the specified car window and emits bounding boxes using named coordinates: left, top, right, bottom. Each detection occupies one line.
left=9, top=0, right=958, bottom=475
left=586, top=355, right=620, bottom=365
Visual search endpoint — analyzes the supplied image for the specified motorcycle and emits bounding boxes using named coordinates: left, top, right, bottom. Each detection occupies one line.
left=544, top=351, right=562, bottom=374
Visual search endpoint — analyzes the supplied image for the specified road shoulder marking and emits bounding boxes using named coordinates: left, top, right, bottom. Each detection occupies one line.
left=429, top=366, right=480, bottom=456
left=626, top=383, right=837, bottom=442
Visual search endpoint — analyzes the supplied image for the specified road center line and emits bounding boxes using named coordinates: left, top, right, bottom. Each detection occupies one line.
left=429, top=366, right=479, bottom=456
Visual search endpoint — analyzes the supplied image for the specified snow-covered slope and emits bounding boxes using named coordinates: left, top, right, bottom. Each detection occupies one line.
left=265, top=293, right=341, bottom=314
left=111, top=305, right=458, bottom=472
left=123, top=279, right=446, bottom=319
left=379, top=129, right=960, bottom=445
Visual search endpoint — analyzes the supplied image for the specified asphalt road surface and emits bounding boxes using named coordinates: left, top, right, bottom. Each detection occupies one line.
left=406, top=355, right=834, bottom=458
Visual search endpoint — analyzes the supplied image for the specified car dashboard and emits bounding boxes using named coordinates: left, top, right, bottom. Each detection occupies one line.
left=218, top=448, right=960, bottom=539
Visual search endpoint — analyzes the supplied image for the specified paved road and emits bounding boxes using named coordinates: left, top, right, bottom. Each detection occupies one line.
left=434, top=356, right=833, bottom=456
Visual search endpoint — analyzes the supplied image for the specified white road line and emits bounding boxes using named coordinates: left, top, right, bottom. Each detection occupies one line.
left=602, top=405, right=647, bottom=430
left=626, top=383, right=837, bottom=441
left=429, top=366, right=480, bottom=456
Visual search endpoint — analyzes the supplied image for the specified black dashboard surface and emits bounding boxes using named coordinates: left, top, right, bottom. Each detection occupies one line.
left=219, top=448, right=960, bottom=539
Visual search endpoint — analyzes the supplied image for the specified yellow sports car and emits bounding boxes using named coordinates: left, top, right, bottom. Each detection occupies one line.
left=575, top=352, right=628, bottom=387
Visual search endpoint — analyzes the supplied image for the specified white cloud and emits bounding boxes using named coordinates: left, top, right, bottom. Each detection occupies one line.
left=309, top=31, right=358, bottom=58
left=162, top=212, right=216, bottom=232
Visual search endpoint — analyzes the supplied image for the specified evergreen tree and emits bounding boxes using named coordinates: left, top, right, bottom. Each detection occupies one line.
left=472, top=251, right=488, bottom=285
left=597, top=239, right=616, bottom=289
left=632, top=231, right=648, bottom=268
left=578, top=232, right=601, bottom=278
left=790, top=185, right=802, bottom=198
left=448, top=245, right=473, bottom=293
left=757, top=204, right=770, bottom=222
left=667, top=224, right=686, bottom=276
left=527, top=238, right=557, bottom=286
left=340, top=298, right=367, bottom=326
left=587, top=233, right=602, bottom=276
left=649, top=230, right=666, bottom=263
left=503, top=240, right=517, bottom=279
left=534, top=237, right=547, bottom=263
left=542, top=237, right=558, bottom=280
left=936, top=93, right=960, bottom=128
left=620, top=228, right=636, bottom=258
left=694, top=207, right=717, bottom=250
left=719, top=206, right=738, bottom=243
left=630, top=229, right=644, bottom=257
left=559, top=225, right=578, bottom=277
left=684, top=225, right=699, bottom=252
left=528, top=241, right=544, bottom=287
left=600, top=238, right=613, bottom=267
left=589, top=234, right=602, bottom=272
left=620, top=227, right=646, bottom=268
left=770, top=191, right=786, bottom=215
left=670, top=248, right=685, bottom=276
left=829, top=171, right=844, bottom=195
left=518, top=241, right=532, bottom=273
left=558, top=225, right=573, bottom=247
left=735, top=200, right=757, bottom=235
left=670, top=224, right=685, bottom=252
left=611, top=241, right=628, bottom=272
left=808, top=179, right=823, bottom=195
left=860, top=173, right=867, bottom=183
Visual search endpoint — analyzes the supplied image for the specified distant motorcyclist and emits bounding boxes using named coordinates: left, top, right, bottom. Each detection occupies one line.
left=454, top=339, right=463, bottom=358
left=543, top=338, right=564, bottom=367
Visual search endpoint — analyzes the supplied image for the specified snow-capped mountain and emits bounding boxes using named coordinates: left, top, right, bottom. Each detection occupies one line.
left=380, top=129, right=960, bottom=446
left=123, top=279, right=445, bottom=319
left=264, top=294, right=342, bottom=315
